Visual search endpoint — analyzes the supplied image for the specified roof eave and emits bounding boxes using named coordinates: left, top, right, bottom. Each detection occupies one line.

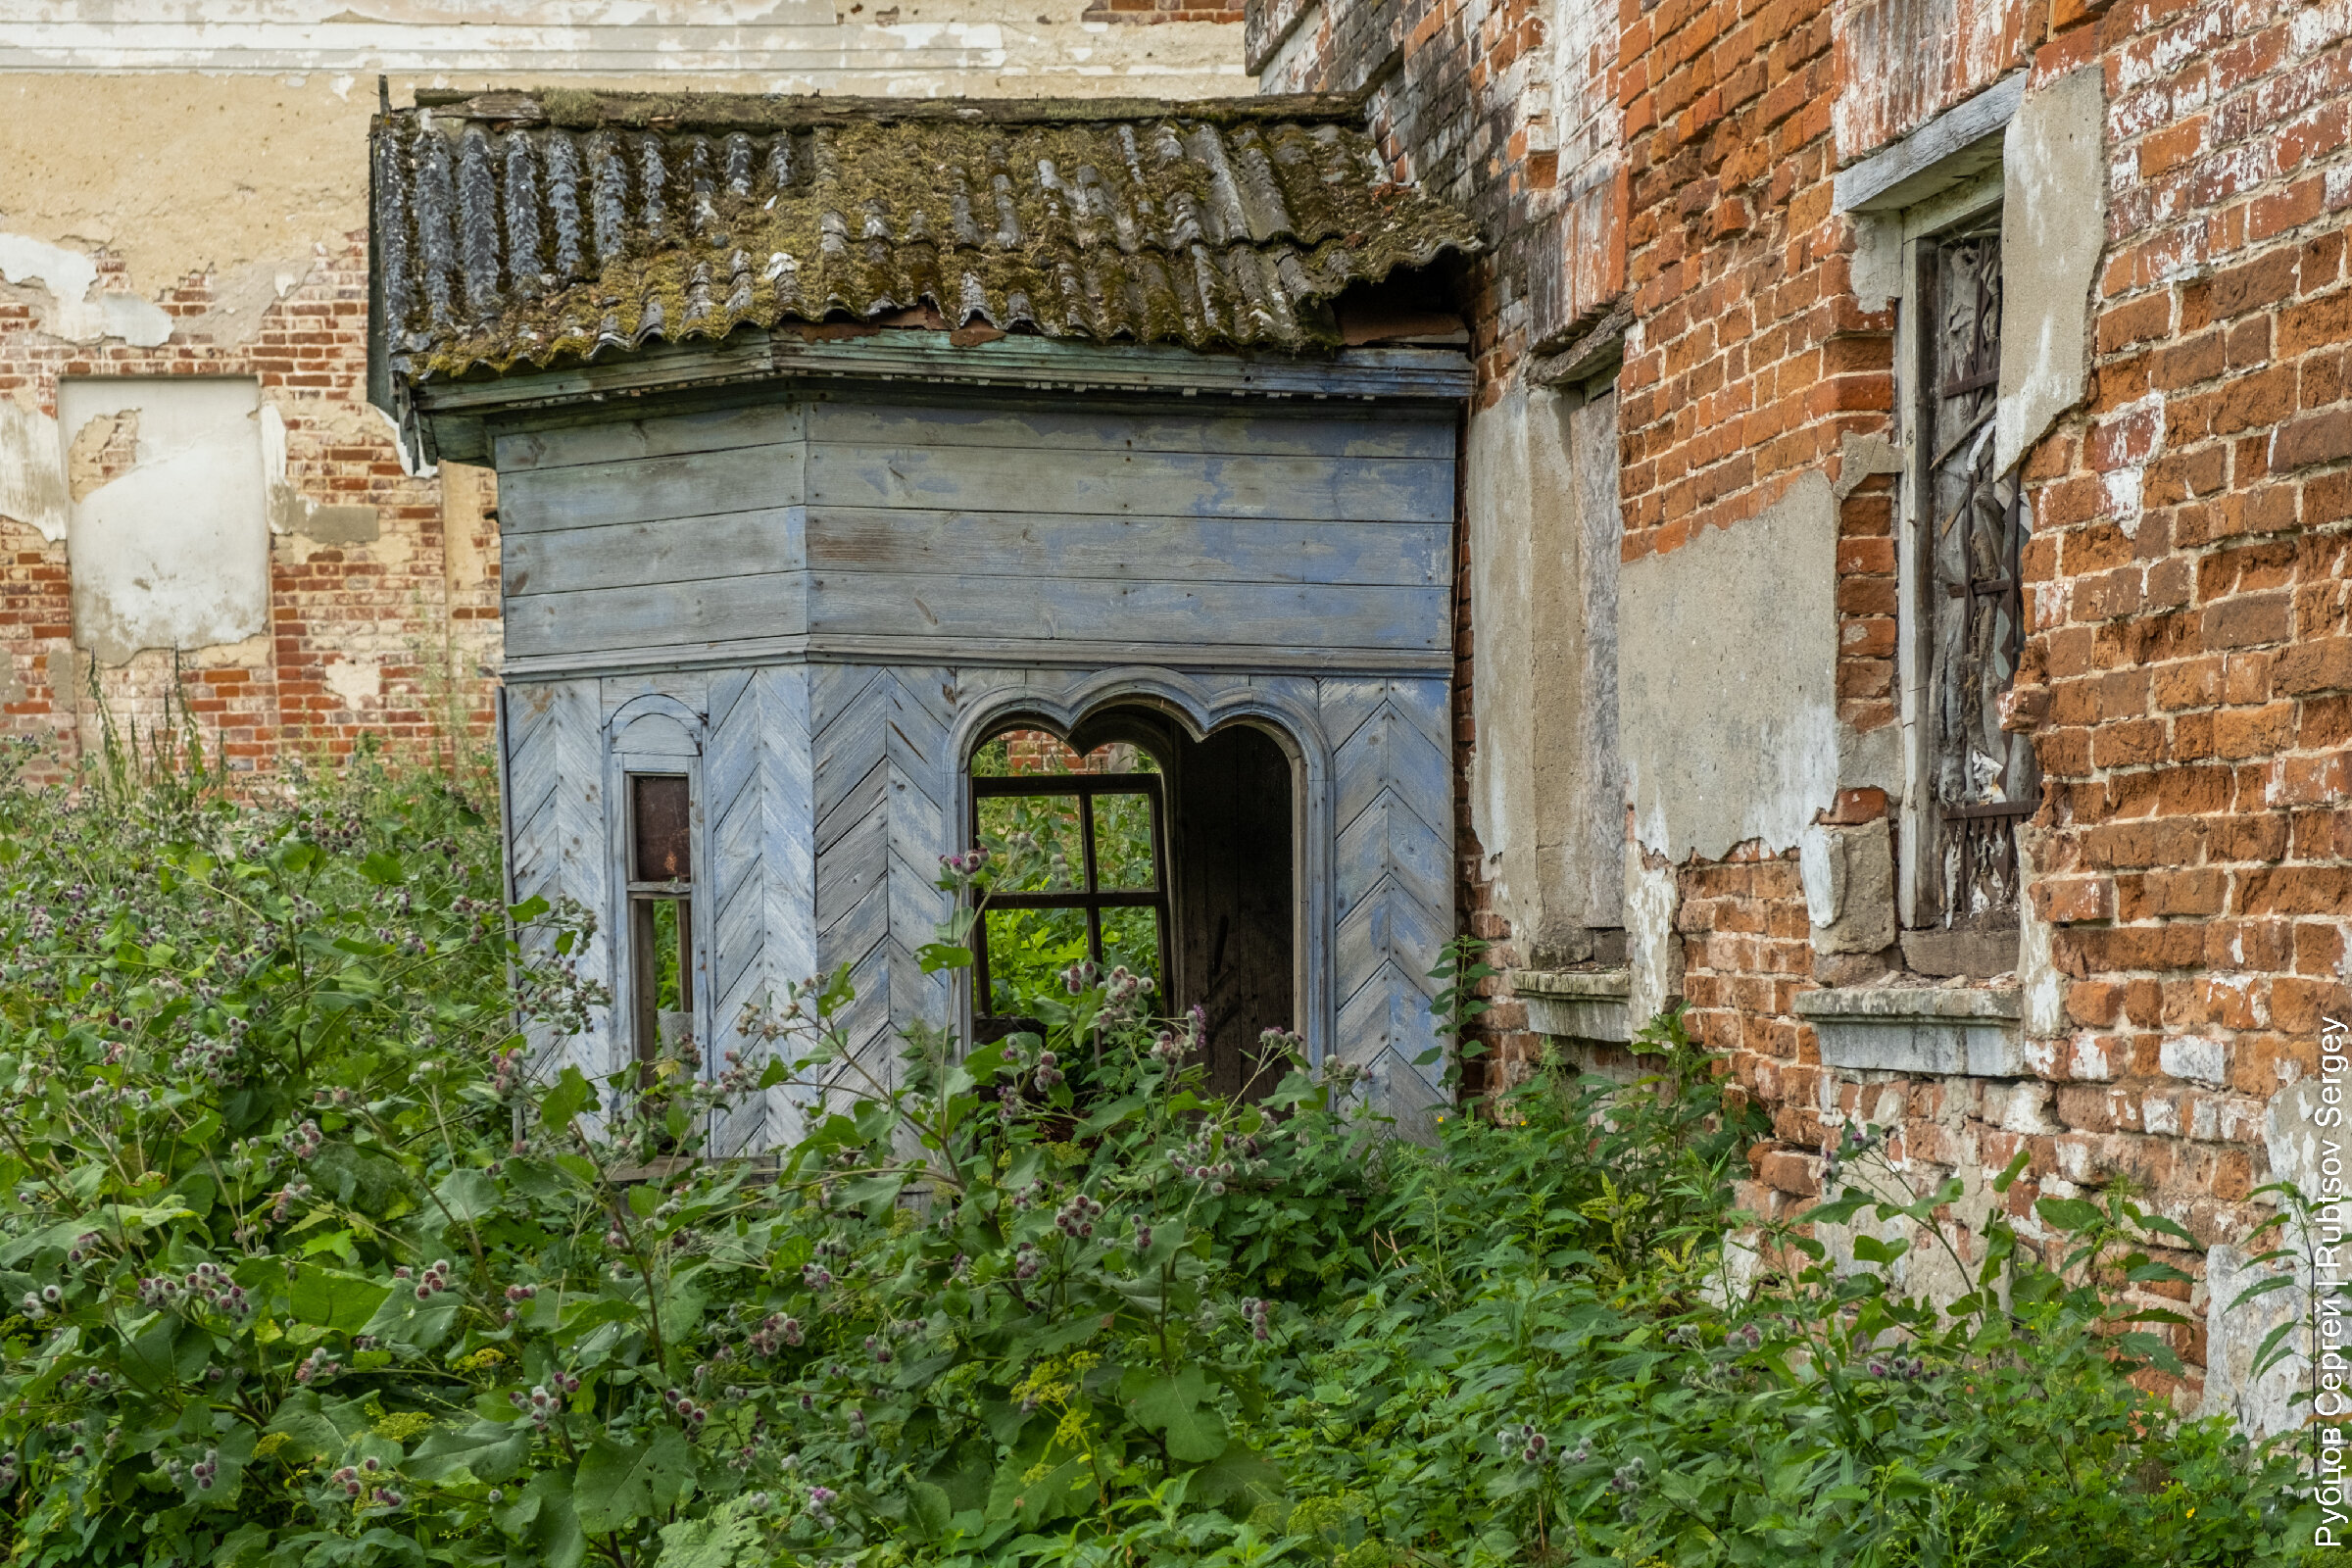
left=408, top=328, right=1474, bottom=460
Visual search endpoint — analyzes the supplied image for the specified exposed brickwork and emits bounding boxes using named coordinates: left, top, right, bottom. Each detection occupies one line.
left=1260, top=0, right=2352, bottom=1399
left=1083, top=0, right=1246, bottom=23
left=0, top=232, right=497, bottom=783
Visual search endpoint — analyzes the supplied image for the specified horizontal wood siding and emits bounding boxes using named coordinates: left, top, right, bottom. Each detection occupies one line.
left=804, top=510, right=1445, bottom=589
left=807, top=571, right=1446, bottom=654
left=505, top=508, right=807, bottom=599
left=497, top=443, right=804, bottom=534
left=497, top=404, right=807, bottom=471
left=806, top=399, right=1454, bottom=462
left=505, top=573, right=808, bottom=661
left=805, top=442, right=1449, bottom=523
left=493, top=393, right=1455, bottom=673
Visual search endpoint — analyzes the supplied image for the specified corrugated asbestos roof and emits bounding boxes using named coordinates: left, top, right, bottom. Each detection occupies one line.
left=370, top=91, right=1483, bottom=380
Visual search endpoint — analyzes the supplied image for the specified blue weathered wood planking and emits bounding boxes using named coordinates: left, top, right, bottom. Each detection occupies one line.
left=505, top=508, right=808, bottom=599
left=804, top=442, right=1449, bottom=523
left=804, top=573, right=1446, bottom=654
left=804, top=398, right=1454, bottom=461
left=496, top=442, right=805, bottom=533
left=510, top=661, right=1455, bottom=1140
left=802, top=510, right=1445, bottom=589
left=488, top=386, right=1460, bottom=1137
left=505, top=572, right=809, bottom=661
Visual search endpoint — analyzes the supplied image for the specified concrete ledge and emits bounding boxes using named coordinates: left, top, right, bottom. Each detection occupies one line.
left=1834, top=74, right=2026, bottom=214
left=1512, top=966, right=1632, bottom=1045
left=1796, top=985, right=2023, bottom=1076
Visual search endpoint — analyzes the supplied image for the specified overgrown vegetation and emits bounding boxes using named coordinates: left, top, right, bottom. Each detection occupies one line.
left=0, top=743, right=2324, bottom=1567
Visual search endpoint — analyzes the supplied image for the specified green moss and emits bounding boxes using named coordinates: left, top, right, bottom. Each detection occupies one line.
left=394, top=109, right=1483, bottom=380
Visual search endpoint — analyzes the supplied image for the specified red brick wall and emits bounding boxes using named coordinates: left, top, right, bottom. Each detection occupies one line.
left=0, top=231, right=498, bottom=784
left=1265, top=0, right=2352, bottom=1396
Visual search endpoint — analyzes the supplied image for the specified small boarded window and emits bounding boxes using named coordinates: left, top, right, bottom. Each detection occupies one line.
left=1916, top=212, right=2037, bottom=932
left=969, top=738, right=1168, bottom=1041
left=625, top=774, right=694, bottom=1073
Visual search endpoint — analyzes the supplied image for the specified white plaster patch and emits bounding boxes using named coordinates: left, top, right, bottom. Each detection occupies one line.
left=2160, top=1034, right=2229, bottom=1087
left=1625, top=853, right=1684, bottom=1028
left=58, top=377, right=270, bottom=666
left=322, top=658, right=382, bottom=710
left=2068, top=1033, right=2112, bottom=1079
left=1995, top=67, right=2107, bottom=474
left=2200, top=1244, right=2308, bottom=1439
left=2016, top=825, right=2065, bottom=1037
left=1619, top=471, right=1840, bottom=860
left=0, top=401, right=69, bottom=541
left=2263, top=1077, right=2327, bottom=1203
left=0, top=233, right=171, bottom=345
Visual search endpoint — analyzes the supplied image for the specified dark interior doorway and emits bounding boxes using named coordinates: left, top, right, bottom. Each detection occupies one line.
left=967, top=709, right=1297, bottom=1094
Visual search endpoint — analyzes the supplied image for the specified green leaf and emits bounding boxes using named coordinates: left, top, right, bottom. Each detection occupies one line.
left=2035, top=1197, right=2104, bottom=1233
left=287, top=1266, right=393, bottom=1334
left=917, top=943, right=972, bottom=975
left=1989, top=1148, right=2033, bottom=1195
left=907, top=1479, right=956, bottom=1542
left=657, top=1495, right=765, bottom=1568
left=503, top=1466, right=585, bottom=1568
left=575, top=1428, right=697, bottom=1534
left=1125, top=1366, right=1229, bottom=1464
left=433, top=1168, right=501, bottom=1224
left=1851, top=1235, right=1909, bottom=1265
left=263, top=1391, right=349, bottom=1462
left=541, top=1066, right=595, bottom=1130
left=841, top=1173, right=906, bottom=1221
left=406, top=1420, right=530, bottom=1484
left=359, top=850, right=406, bottom=885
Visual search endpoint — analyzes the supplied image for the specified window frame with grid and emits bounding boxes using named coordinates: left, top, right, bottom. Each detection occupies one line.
left=968, top=771, right=1171, bottom=1040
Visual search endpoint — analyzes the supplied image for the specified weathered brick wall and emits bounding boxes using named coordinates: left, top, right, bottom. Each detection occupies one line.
left=1267, top=0, right=2352, bottom=1407
left=1250, top=0, right=1622, bottom=1086
left=1628, top=0, right=2351, bottom=1400
left=0, top=12, right=1249, bottom=787
left=0, top=233, right=489, bottom=782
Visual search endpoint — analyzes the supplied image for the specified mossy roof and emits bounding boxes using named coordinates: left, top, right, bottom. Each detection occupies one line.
left=370, top=91, right=1484, bottom=381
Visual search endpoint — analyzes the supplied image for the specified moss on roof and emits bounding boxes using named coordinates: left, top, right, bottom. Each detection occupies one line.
left=373, top=92, right=1483, bottom=380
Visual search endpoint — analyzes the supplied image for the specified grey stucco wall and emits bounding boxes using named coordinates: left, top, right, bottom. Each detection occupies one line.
left=1619, top=471, right=1841, bottom=862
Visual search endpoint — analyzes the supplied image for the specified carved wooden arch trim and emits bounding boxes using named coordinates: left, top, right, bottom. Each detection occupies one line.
left=948, top=668, right=1336, bottom=1072
left=602, top=690, right=712, bottom=1090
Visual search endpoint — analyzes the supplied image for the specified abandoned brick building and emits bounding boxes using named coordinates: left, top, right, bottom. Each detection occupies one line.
left=8, top=0, right=2352, bottom=1430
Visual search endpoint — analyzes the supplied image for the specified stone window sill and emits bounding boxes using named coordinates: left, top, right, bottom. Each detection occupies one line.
left=1510, top=967, right=1632, bottom=1045
left=1794, top=985, right=2023, bottom=1077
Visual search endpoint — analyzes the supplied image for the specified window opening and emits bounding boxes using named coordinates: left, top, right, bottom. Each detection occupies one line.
left=969, top=745, right=1169, bottom=1039
left=626, top=773, right=695, bottom=1076
left=1917, top=212, right=2038, bottom=929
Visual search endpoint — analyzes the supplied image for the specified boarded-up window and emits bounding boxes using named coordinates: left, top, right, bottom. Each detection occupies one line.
left=1915, top=213, right=2037, bottom=931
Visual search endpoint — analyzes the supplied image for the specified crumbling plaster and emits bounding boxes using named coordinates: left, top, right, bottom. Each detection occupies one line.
left=1464, top=379, right=1623, bottom=964
left=0, top=14, right=1245, bottom=305
left=1619, top=471, right=1841, bottom=863
left=0, top=399, right=68, bottom=541
left=1994, top=66, right=2104, bottom=475
left=56, top=378, right=271, bottom=668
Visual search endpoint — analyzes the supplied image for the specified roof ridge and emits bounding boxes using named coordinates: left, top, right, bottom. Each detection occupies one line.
left=395, top=88, right=1373, bottom=134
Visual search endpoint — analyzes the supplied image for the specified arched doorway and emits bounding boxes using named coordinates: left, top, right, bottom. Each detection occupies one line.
left=967, top=706, right=1298, bottom=1096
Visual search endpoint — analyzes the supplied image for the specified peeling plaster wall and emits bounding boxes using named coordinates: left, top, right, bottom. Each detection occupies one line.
left=1619, top=472, right=1841, bottom=863
left=57, top=378, right=270, bottom=667
left=1465, top=383, right=1625, bottom=966
left=0, top=3, right=1245, bottom=775
left=1992, top=66, right=2104, bottom=474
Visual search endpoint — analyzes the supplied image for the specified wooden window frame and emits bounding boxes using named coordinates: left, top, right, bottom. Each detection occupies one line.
left=624, top=771, right=696, bottom=1078
left=1890, top=174, right=2041, bottom=930
left=968, top=772, right=1171, bottom=1037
